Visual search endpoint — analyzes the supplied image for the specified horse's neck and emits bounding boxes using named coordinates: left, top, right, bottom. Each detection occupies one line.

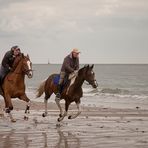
left=73, top=70, right=85, bottom=88
left=12, top=60, right=25, bottom=81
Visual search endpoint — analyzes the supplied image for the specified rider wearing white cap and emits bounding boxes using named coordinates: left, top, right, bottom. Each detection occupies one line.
left=56, top=48, right=80, bottom=98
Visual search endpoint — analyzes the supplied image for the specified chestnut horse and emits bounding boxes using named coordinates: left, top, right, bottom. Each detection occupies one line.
left=36, top=64, right=98, bottom=122
left=0, top=53, right=33, bottom=122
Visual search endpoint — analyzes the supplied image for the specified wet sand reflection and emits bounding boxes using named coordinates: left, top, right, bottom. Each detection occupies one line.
left=0, top=126, right=80, bottom=148
left=1, top=109, right=148, bottom=148
left=55, top=128, right=80, bottom=148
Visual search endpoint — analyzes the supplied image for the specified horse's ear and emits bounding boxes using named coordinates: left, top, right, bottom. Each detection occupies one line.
left=22, top=53, right=24, bottom=58
left=84, top=65, right=89, bottom=72
left=84, top=64, right=89, bottom=68
left=90, top=64, right=94, bottom=69
left=27, top=54, right=29, bottom=59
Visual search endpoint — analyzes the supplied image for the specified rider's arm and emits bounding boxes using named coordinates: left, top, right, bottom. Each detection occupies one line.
left=75, top=58, right=79, bottom=70
left=63, top=58, right=74, bottom=73
left=1, top=51, right=12, bottom=69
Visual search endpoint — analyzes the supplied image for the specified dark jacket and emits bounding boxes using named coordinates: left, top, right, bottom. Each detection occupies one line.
left=61, top=54, right=79, bottom=74
left=1, top=50, right=15, bottom=70
left=0, top=50, right=15, bottom=84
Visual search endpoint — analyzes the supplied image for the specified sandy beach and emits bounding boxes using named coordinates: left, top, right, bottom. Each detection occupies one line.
left=0, top=99, right=148, bottom=148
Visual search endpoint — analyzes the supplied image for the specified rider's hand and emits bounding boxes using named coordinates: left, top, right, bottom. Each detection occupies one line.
left=74, top=70, right=78, bottom=75
left=9, top=67, right=13, bottom=72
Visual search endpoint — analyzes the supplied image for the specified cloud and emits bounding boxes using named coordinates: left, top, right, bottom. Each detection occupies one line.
left=0, top=0, right=148, bottom=63
left=0, top=1, right=57, bottom=33
left=0, top=0, right=147, bottom=35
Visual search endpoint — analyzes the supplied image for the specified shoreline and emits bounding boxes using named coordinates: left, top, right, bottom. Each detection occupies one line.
left=1, top=99, right=148, bottom=116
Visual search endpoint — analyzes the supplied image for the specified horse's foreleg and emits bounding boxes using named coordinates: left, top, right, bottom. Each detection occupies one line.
left=57, top=101, right=70, bottom=122
left=68, top=102, right=81, bottom=119
left=19, top=94, right=30, bottom=120
left=4, top=95, right=16, bottom=122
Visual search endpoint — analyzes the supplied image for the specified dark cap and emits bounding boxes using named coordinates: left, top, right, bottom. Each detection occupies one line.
left=11, top=46, right=20, bottom=51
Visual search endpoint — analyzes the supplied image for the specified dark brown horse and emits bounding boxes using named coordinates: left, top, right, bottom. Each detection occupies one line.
left=0, top=53, right=33, bottom=122
left=36, top=64, right=98, bottom=122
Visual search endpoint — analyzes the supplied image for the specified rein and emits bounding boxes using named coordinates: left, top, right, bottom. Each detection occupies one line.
left=12, top=69, right=33, bottom=75
left=84, top=79, right=98, bottom=86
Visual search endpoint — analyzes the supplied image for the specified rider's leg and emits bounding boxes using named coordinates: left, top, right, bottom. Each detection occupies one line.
left=56, top=72, right=66, bottom=98
left=0, top=66, right=10, bottom=85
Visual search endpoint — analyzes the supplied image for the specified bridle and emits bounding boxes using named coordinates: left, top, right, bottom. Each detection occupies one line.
left=84, top=79, right=98, bottom=87
left=12, top=58, right=33, bottom=77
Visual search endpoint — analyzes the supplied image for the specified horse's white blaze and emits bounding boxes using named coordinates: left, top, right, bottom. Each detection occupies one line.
left=27, top=61, right=31, bottom=70
left=27, top=61, right=33, bottom=76
left=91, top=70, right=94, bottom=75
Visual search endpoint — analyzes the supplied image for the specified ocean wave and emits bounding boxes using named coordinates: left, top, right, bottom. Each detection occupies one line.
left=83, top=87, right=129, bottom=95
left=100, top=88, right=129, bottom=94
left=26, top=86, right=148, bottom=99
left=83, top=87, right=148, bottom=99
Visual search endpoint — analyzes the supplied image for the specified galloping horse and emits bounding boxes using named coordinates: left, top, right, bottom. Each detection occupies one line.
left=0, top=53, right=33, bottom=122
left=36, top=64, right=98, bottom=122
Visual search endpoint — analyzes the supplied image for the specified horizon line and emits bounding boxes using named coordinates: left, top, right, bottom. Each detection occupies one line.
left=32, top=63, right=148, bottom=65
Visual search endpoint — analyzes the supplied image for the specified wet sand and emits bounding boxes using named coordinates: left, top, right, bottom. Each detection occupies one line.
left=0, top=100, right=148, bottom=148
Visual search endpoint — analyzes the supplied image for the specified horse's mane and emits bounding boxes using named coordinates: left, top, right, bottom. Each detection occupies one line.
left=78, top=65, right=88, bottom=75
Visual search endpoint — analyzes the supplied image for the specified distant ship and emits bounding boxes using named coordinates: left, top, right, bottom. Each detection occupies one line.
left=48, top=59, right=50, bottom=64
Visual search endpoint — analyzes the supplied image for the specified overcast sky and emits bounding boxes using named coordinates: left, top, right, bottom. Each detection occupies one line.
left=0, top=0, right=148, bottom=64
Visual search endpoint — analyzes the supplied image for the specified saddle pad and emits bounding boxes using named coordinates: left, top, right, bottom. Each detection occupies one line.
left=53, top=75, right=60, bottom=85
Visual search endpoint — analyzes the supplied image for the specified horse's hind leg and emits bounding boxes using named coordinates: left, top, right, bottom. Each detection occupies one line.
left=57, top=101, right=70, bottom=122
left=42, top=97, right=48, bottom=117
left=24, top=100, right=30, bottom=120
left=0, top=105, right=4, bottom=117
left=42, top=92, right=52, bottom=117
left=19, top=94, right=30, bottom=120
left=4, top=95, right=16, bottom=122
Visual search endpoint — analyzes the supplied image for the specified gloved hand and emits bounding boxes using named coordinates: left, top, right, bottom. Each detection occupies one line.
left=9, top=67, right=13, bottom=72
left=74, top=70, right=78, bottom=75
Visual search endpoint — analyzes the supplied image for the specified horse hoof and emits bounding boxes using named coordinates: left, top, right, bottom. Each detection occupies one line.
left=57, top=118, right=61, bottom=122
left=56, top=123, right=61, bottom=127
left=68, top=115, right=72, bottom=119
left=59, top=114, right=62, bottom=118
left=42, top=113, right=46, bottom=117
left=24, top=116, right=29, bottom=120
left=11, top=119, right=16, bottom=122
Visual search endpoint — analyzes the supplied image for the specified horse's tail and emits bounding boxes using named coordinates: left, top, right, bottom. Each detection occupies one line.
left=36, top=80, right=46, bottom=98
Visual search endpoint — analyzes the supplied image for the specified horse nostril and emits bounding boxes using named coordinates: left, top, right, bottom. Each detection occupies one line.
left=28, top=73, right=32, bottom=78
left=93, top=84, right=98, bottom=88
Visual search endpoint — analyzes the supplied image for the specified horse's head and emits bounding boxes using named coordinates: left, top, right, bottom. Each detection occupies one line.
left=12, top=53, right=33, bottom=78
left=83, top=64, right=98, bottom=88
left=21, top=54, right=33, bottom=78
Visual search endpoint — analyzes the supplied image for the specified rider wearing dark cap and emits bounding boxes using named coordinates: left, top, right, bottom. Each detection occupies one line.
left=0, top=46, right=21, bottom=85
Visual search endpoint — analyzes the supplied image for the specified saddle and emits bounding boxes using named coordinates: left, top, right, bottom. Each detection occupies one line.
left=53, top=71, right=78, bottom=94
left=53, top=74, right=69, bottom=86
